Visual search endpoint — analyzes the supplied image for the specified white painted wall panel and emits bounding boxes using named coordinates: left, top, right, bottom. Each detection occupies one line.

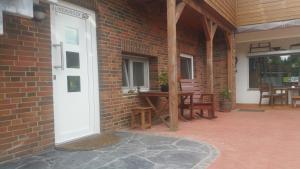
left=236, top=43, right=262, bottom=104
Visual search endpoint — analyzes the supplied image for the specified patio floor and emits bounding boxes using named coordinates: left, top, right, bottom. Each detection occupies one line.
left=142, top=105, right=300, bottom=169
left=0, top=132, right=218, bottom=169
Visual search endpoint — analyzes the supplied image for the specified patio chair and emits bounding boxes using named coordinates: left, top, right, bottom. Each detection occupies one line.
left=179, top=79, right=216, bottom=119
left=259, top=83, right=287, bottom=106
left=259, top=83, right=272, bottom=106
left=292, top=96, right=300, bottom=108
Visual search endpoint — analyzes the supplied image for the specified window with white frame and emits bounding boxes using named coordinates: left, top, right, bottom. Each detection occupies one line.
left=180, top=54, right=194, bottom=79
left=122, top=56, right=149, bottom=92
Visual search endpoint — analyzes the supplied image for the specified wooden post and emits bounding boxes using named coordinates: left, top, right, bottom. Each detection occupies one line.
left=225, top=32, right=234, bottom=93
left=202, top=17, right=217, bottom=93
left=167, top=0, right=178, bottom=131
left=206, top=39, right=214, bottom=93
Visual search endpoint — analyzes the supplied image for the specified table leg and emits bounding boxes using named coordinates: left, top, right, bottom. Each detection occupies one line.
left=190, top=94, right=193, bottom=119
left=144, top=97, right=170, bottom=127
left=178, top=96, right=188, bottom=121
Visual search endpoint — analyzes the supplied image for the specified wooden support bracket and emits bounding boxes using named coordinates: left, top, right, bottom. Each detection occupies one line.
left=175, top=2, right=186, bottom=24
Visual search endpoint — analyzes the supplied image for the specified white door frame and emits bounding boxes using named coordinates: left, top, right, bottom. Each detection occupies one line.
left=50, top=1, right=100, bottom=143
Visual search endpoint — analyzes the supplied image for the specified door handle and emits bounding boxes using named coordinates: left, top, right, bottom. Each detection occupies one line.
left=53, top=42, right=64, bottom=70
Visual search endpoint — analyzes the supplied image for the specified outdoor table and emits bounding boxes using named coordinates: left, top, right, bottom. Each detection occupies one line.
left=273, top=87, right=300, bottom=104
left=139, top=91, right=193, bottom=128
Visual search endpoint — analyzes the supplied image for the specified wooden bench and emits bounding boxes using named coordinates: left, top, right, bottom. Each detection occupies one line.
left=179, top=79, right=216, bottom=119
left=292, top=96, right=300, bottom=108
left=131, top=107, right=152, bottom=129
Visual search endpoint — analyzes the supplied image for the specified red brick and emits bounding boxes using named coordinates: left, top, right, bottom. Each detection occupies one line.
left=0, top=0, right=235, bottom=163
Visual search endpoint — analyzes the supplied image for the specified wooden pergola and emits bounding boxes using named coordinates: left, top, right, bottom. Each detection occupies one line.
left=167, top=0, right=236, bottom=130
left=91, top=0, right=236, bottom=131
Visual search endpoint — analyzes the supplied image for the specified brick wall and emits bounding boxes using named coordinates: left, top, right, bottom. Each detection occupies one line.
left=213, top=30, right=229, bottom=109
left=0, top=4, right=53, bottom=162
left=96, top=0, right=222, bottom=130
left=0, top=0, right=233, bottom=162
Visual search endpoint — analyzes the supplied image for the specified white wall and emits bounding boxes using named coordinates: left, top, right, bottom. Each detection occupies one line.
left=235, top=31, right=300, bottom=104
left=236, top=43, right=262, bottom=104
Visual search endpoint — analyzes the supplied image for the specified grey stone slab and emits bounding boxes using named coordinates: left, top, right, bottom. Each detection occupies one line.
left=147, top=145, right=177, bottom=151
left=0, top=132, right=219, bottom=169
left=137, top=150, right=163, bottom=158
left=0, top=162, right=21, bottom=169
left=99, top=156, right=154, bottom=169
left=147, top=150, right=203, bottom=169
left=176, top=139, right=204, bottom=148
left=139, top=135, right=178, bottom=146
left=154, top=163, right=191, bottom=169
left=17, top=160, right=50, bottom=169
left=52, top=151, right=99, bottom=169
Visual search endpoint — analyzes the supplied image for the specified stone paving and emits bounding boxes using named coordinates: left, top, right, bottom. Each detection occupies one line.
left=0, top=132, right=219, bottom=169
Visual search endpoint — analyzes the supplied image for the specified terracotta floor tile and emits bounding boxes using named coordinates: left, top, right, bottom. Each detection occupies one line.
left=140, top=107, right=300, bottom=169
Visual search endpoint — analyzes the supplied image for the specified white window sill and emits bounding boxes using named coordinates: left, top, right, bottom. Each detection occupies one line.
left=122, top=88, right=149, bottom=97
left=248, top=88, right=259, bottom=91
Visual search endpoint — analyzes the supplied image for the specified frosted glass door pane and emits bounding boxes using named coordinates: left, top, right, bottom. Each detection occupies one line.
left=133, top=62, right=144, bottom=86
left=65, top=27, right=79, bottom=45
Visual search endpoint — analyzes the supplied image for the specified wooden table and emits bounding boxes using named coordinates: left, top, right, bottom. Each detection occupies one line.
left=274, top=87, right=300, bottom=104
left=139, top=91, right=193, bottom=128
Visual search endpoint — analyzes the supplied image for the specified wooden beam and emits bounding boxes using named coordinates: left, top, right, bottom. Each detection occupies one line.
left=206, top=39, right=214, bottom=93
left=225, top=32, right=234, bottom=93
left=175, top=2, right=186, bottom=24
left=167, top=0, right=178, bottom=131
left=202, top=17, right=218, bottom=93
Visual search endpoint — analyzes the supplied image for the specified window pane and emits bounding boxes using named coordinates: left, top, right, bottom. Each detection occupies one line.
left=65, top=27, right=79, bottom=45
left=67, top=76, right=81, bottom=92
left=249, top=54, right=300, bottom=88
left=122, top=59, right=129, bottom=87
left=133, top=62, right=145, bottom=86
left=180, top=57, right=192, bottom=79
left=66, top=51, right=80, bottom=68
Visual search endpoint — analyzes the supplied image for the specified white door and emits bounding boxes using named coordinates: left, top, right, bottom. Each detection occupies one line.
left=51, top=2, right=100, bottom=144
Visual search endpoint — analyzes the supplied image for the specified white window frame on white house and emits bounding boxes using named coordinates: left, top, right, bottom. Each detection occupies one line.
left=122, top=55, right=150, bottom=93
left=180, top=53, right=194, bottom=79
